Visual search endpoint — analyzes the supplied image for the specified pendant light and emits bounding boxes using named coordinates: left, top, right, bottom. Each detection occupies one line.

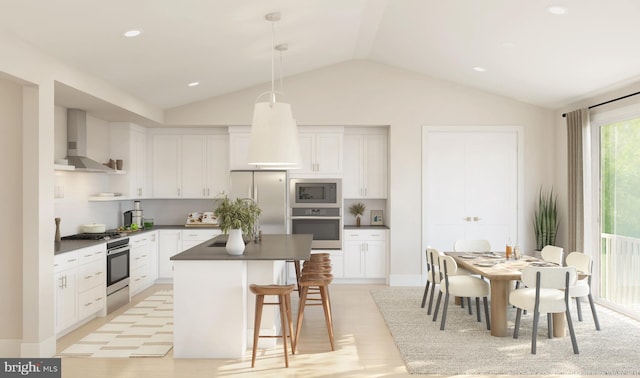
left=248, top=12, right=301, bottom=167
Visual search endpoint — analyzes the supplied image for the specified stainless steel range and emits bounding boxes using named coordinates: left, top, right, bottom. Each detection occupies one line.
left=105, top=237, right=130, bottom=313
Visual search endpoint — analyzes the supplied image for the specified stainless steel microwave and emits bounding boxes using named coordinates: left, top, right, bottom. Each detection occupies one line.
left=290, top=179, right=342, bottom=208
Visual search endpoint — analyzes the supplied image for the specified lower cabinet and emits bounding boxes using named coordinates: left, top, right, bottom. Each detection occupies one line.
left=130, top=231, right=159, bottom=296
left=54, top=244, right=107, bottom=337
left=343, top=229, right=387, bottom=280
left=158, top=228, right=222, bottom=281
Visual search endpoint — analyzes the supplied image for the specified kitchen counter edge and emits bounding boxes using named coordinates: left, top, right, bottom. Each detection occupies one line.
left=54, top=225, right=220, bottom=255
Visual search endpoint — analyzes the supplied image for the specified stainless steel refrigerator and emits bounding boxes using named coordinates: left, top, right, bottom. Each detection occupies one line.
left=229, top=170, right=287, bottom=234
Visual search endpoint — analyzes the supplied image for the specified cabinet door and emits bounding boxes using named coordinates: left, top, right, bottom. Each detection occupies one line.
left=315, top=133, right=342, bottom=175
left=342, top=135, right=362, bottom=198
left=55, top=269, right=78, bottom=333
left=363, top=134, right=387, bottom=198
left=181, top=135, right=207, bottom=198
left=229, top=133, right=252, bottom=170
left=158, top=230, right=182, bottom=279
left=206, top=135, right=229, bottom=197
left=297, top=133, right=315, bottom=173
left=131, top=129, right=146, bottom=197
left=152, top=135, right=181, bottom=198
left=363, top=240, right=386, bottom=278
left=343, top=240, right=364, bottom=277
left=148, top=231, right=159, bottom=282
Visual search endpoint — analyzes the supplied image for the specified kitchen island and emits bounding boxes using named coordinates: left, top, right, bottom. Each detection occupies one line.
left=170, top=234, right=312, bottom=358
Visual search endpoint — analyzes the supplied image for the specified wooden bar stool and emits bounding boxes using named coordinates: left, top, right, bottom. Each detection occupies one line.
left=294, top=273, right=335, bottom=353
left=249, top=284, right=296, bottom=368
left=285, top=260, right=302, bottom=296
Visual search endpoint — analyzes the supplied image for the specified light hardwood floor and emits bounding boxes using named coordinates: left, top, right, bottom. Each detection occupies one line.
left=56, top=283, right=409, bottom=377
left=56, top=284, right=608, bottom=378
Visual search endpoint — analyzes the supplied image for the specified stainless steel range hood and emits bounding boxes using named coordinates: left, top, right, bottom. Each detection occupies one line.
left=65, top=109, right=112, bottom=172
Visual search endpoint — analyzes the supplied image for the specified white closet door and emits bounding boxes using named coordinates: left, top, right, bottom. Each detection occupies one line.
left=423, top=129, right=520, bottom=253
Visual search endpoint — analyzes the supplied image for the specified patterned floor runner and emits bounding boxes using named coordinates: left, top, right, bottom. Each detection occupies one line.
left=60, top=290, right=173, bottom=358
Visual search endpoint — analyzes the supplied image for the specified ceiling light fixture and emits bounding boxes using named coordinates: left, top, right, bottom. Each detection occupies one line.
left=547, top=6, right=567, bottom=15
left=187, top=81, right=200, bottom=87
left=123, top=29, right=143, bottom=38
left=473, top=66, right=487, bottom=72
left=247, top=12, right=301, bottom=167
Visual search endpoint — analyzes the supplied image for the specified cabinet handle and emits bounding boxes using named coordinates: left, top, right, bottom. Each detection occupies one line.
left=84, top=275, right=93, bottom=279
left=138, top=188, right=142, bottom=196
left=177, top=188, right=181, bottom=196
left=58, top=277, right=64, bottom=289
left=84, top=302, right=93, bottom=307
left=62, top=275, right=67, bottom=289
left=84, top=254, right=93, bottom=258
left=203, top=188, right=206, bottom=196
left=67, top=258, right=77, bottom=263
left=364, top=188, right=367, bottom=196
left=95, top=272, right=103, bottom=275
left=207, top=188, right=210, bottom=196
left=96, top=297, right=103, bottom=301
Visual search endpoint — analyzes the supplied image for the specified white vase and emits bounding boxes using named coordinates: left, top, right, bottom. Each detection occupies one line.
left=226, top=228, right=245, bottom=255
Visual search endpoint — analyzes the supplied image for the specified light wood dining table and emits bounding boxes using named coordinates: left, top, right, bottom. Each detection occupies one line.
left=445, top=252, right=569, bottom=337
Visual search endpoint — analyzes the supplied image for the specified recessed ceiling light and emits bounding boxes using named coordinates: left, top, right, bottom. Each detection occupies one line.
left=123, top=29, right=143, bottom=38
left=473, top=67, right=487, bottom=72
left=547, top=6, right=567, bottom=15
left=187, top=81, right=200, bottom=87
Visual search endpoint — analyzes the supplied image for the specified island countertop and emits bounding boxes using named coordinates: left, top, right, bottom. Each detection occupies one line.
left=170, top=233, right=313, bottom=261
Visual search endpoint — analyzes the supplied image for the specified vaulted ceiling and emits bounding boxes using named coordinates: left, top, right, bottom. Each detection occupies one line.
left=3, top=0, right=640, bottom=112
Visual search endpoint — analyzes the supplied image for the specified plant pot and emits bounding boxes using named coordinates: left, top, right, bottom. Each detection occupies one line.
left=226, top=229, right=245, bottom=255
left=356, top=216, right=361, bottom=227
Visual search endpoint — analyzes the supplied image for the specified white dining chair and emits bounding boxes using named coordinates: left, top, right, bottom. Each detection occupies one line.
left=540, top=245, right=564, bottom=265
left=421, top=248, right=442, bottom=314
left=565, top=252, right=601, bottom=330
left=432, top=255, right=491, bottom=331
left=509, top=266, right=579, bottom=354
left=453, top=239, right=491, bottom=253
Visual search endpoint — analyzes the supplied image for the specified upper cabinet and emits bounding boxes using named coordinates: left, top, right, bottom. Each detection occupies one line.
left=343, top=128, right=388, bottom=199
left=291, top=127, right=343, bottom=177
left=228, top=127, right=255, bottom=170
left=109, top=123, right=147, bottom=198
left=150, top=130, right=229, bottom=198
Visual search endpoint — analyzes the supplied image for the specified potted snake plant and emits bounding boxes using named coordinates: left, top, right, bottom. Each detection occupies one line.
left=533, top=187, right=559, bottom=250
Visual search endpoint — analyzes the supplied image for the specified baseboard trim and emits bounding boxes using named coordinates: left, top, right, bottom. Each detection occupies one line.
left=21, top=335, right=57, bottom=357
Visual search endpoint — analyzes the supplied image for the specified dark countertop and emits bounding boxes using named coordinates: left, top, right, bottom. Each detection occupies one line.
left=171, top=234, right=313, bottom=261
left=344, top=225, right=389, bottom=230
left=54, top=225, right=221, bottom=255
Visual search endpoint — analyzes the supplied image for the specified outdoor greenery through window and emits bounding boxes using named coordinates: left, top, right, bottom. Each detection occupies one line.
left=601, top=119, right=640, bottom=238
left=599, top=117, right=640, bottom=315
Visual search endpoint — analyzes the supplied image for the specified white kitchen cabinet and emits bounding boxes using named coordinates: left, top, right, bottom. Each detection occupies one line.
left=182, top=229, right=222, bottom=250
left=181, top=135, right=229, bottom=198
left=343, top=229, right=387, bottom=280
left=110, top=123, right=147, bottom=198
left=293, top=128, right=343, bottom=177
left=151, top=133, right=229, bottom=198
left=54, top=251, right=79, bottom=335
left=54, top=243, right=107, bottom=337
left=148, top=230, right=159, bottom=283
left=129, top=233, right=156, bottom=296
left=228, top=129, right=255, bottom=170
left=343, top=130, right=388, bottom=199
left=158, top=229, right=182, bottom=280
left=151, top=134, right=181, bottom=198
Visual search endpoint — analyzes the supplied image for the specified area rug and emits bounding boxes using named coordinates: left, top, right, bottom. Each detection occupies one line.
left=371, top=287, right=640, bottom=375
left=60, top=290, right=173, bottom=358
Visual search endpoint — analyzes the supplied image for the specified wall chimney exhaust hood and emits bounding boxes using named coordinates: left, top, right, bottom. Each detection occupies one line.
left=65, top=109, right=112, bottom=172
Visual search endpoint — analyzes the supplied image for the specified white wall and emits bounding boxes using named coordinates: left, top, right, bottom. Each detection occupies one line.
left=0, top=75, right=23, bottom=349
left=166, top=60, right=556, bottom=285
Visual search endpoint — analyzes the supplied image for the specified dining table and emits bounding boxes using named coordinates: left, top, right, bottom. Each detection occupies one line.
left=445, top=251, right=570, bottom=337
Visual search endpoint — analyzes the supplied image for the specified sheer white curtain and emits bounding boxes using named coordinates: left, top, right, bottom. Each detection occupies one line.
left=566, top=109, right=590, bottom=253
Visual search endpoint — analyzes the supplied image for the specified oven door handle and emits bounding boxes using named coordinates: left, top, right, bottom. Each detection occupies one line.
left=107, top=245, right=131, bottom=255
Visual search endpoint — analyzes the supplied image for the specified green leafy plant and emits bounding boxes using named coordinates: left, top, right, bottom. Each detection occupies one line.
left=214, top=194, right=261, bottom=237
left=349, top=202, right=366, bottom=217
left=533, top=188, right=559, bottom=250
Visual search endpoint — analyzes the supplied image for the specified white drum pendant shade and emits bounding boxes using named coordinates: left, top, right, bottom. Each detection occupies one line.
left=248, top=101, right=301, bottom=166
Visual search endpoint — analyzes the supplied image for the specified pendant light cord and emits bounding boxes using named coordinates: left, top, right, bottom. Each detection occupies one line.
left=270, top=22, right=276, bottom=105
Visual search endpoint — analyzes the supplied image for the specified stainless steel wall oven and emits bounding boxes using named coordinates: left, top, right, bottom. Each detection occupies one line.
left=106, top=237, right=130, bottom=313
left=290, top=207, right=342, bottom=249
